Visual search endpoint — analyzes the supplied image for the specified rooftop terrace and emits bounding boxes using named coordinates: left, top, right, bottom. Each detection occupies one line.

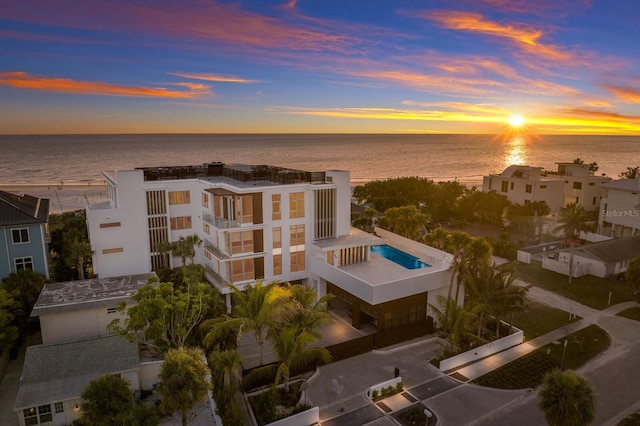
left=137, top=162, right=327, bottom=185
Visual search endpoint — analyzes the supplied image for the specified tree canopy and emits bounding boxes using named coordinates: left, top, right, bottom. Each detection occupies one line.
left=80, top=375, right=134, bottom=426
left=538, top=369, right=595, bottom=426
left=108, top=277, right=221, bottom=355
left=48, top=210, right=93, bottom=281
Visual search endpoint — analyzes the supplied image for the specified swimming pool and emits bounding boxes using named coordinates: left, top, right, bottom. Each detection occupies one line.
left=370, top=244, right=431, bottom=270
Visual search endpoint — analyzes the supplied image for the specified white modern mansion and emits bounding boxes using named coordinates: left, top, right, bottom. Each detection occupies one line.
left=482, top=162, right=611, bottom=213
left=598, top=177, right=640, bottom=238
left=86, top=162, right=455, bottom=348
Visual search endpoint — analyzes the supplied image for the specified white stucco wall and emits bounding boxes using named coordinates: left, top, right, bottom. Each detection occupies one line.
left=39, top=305, right=128, bottom=345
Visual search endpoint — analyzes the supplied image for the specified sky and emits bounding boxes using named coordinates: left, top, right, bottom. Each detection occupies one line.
left=1, top=0, right=639, bottom=134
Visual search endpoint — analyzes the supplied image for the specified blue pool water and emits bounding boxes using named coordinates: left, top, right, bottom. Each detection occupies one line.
left=370, top=244, right=431, bottom=270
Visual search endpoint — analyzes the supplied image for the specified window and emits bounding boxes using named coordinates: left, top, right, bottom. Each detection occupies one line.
left=273, top=227, right=281, bottom=249
left=202, top=192, right=209, bottom=208
left=272, top=194, right=281, bottom=220
left=203, top=223, right=210, bottom=234
left=488, top=179, right=492, bottom=190
left=23, top=405, right=53, bottom=426
left=525, top=184, right=532, bottom=193
left=589, top=182, right=595, bottom=186
left=12, top=228, right=29, bottom=244
left=592, top=196, right=597, bottom=205
left=289, top=192, right=305, bottom=218
left=107, top=307, right=117, bottom=314
left=170, top=216, right=192, bottom=230
left=168, top=191, right=190, bottom=205
left=227, top=230, right=254, bottom=254
left=273, top=254, right=282, bottom=275
left=510, top=182, right=514, bottom=190
left=573, top=182, right=582, bottom=190
left=290, top=225, right=305, bottom=247
left=524, top=200, right=531, bottom=205
left=15, top=257, right=33, bottom=271
left=239, top=195, right=253, bottom=224
left=290, top=251, right=305, bottom=272
left=501, top=181, right=508, bottom=193
left=540, top=185, right=547, bottom=189
left=100, top=222, right=121, bottom=228
left=54, top=402, right=64, bottom=414
left=102, top=247, right=123, bottom=254
left=229, top=259, right=254, bottom=282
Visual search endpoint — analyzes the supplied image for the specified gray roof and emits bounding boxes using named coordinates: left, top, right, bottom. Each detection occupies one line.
left=572, top=236, right=640, bottom=264
left=31, top=273, right=155, bottom=317
left=14, top=334, right=139, bottom=409
left=601, top=178, right=640, bottom=192
left=0, top=190, right=49, bottom=226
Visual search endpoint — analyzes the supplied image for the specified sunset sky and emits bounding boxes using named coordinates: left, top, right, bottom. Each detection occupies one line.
left=1, top=0, right=639, bottom=134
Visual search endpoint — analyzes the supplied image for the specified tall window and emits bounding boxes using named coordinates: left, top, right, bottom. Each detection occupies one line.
left=12, top=228, right=29, bottom=244
left=227, top=230, right=254, bottom=254
left=501, top=181, right=508, bottom=193
left=290, top=251, right=305, bottom=272
left=202, top=192, right=209, bottom=208
left=273, top=227, right=281, bottom=249
left=15, top=257, right=33, bottom=271
left=229, top=259, right=254, bottom=282
left=203, top=223, right=210, bottom=234
left=289, top=192, right=305, bottom=218
left=170, top=216, right=192, bottom=230
left=573, top=182, right=582, bottom=190
left=525, top=184, right=532, bottom=193
left=290, top=225, right=305, bottom=247
left=168, top=191, right=190, bottom=205
left=272, top=194, right=281, bottom=220
left=238, top=195, right=253, bottom=224
left=54, top=402, right=64, bottom=414
left=273, top=254, right=282, bottom=275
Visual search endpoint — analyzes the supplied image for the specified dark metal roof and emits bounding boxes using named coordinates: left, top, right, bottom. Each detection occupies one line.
left=573, top=236, right=640, bottom=264
left=0, top=190, right=49, bottom=226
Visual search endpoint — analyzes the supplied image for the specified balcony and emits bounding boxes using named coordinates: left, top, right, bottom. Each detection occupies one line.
left=202, top=211, right=240, bottom=229
left=203, top=238, right=229, bottom=260
left=204, top=264, right=231, bottom=287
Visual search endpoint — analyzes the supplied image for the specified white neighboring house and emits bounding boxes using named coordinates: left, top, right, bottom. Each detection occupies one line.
left=86, top=162, right=456, bottom=350
left=14, top=273, right=160, bottom=426
left=482, top=163, right=611, bottom=214
left=543, top=236, right=640, bottom=278
left=598, top=178, right=640, bottom=238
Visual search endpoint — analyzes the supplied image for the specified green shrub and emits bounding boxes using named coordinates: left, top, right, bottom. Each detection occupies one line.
left=396, top=382, right=404, bottom=392
left=371, top=389, right=379, bottom=400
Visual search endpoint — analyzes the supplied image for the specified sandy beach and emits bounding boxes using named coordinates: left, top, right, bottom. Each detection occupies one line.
left=0, top=182, right=109, bottom=213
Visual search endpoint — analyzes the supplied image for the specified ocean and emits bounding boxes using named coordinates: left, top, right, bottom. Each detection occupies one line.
left=0, top=133, right=637, bottom=186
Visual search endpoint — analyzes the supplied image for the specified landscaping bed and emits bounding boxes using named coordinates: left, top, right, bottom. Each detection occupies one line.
left=473, top=324, right=610, bottom=389
left=248, top=382, right=313, bottom=426
left=617, top=307, right=640, bottom=322
left=393, top=404, right=436, bottom=426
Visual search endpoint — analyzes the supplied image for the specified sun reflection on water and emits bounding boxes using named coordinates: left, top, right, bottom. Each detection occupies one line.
left=503, top=135, right=527, bottom=168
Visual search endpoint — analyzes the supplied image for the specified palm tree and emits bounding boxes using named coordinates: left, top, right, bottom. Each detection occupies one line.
left=538, top=369, right=595, bottom=426
left=619, top=166, right=639, bottom=179
left=201, top=315, right=240, bottom=352
left=286, top=284, right=333, bottom=337
left=64, top=237, right=92, bottom=280
left=553, top=203, right=595, bottom=284
left=208, top=349, right=243, bottom=388
left=381, top=205, right=430, bottom=239
left=443, top=231, right=472, bottom=334
left=173, top=234, right=202, bottom=266
left=273, top=326, right=332, bottom=392
left=430, top=294, right=474, bottom=353
left=205, top=281, right=293, bottom=366
left=158, top=347, right=211, bottom=426
left=80, top=375, right=133, bottom=426
left=156, top=239, right=173, bottom=269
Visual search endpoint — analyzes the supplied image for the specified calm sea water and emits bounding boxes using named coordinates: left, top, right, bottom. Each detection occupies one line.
left=0, top=134, right=637, bottom=185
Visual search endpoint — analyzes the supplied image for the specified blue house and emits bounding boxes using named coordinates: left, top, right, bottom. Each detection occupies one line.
left=0, top=190, right=50, bottom=280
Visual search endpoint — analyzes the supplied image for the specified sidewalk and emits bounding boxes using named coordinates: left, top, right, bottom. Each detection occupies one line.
left=446, top=281, right=637, bottom=382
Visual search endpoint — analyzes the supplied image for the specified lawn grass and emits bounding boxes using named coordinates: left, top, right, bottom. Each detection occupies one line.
left=618, top=410, right=640, bottom=426
left=617, top=307, right=640, bottom=322
left=516, top=262, right=636, bottom=310
left=473, top=324, right=610, bottom=389
left=511, top=300, right=578, bottom=341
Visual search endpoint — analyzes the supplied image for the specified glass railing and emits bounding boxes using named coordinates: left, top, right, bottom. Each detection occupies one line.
left=204, top=264, right=231, bottom=287
left=203, top=239, right=229, bottom=259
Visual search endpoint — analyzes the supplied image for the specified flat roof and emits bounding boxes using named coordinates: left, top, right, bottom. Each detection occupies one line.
left=31, top=273, right=155, bottom=316
left=313, top=228, right=382, bottom=251
left=14, top=334, right=139, bottom=409
left=601, top=178, right=640, bottom=192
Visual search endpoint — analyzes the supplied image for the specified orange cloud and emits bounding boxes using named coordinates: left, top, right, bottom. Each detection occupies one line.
left=420, top=11, right=572, bottom=61
left=603, top=85, right=640, bottom=104
left=466, top=0, right=593, bottom=16
left=0, top=71, right=211, bottom=98
left=168, top=72, right=259, bottom=83
left=560, top=108, right=640, bottom=121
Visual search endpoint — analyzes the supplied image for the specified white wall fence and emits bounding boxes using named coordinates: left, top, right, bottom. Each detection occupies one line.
left=541, top=257, right=590, bottom=278
left=517, top=250, right=531, bottom=264
left=439, top=325, right=524, bottom=372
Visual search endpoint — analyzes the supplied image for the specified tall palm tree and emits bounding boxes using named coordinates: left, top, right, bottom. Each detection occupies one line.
left=156, top=239, right=173, bottom=270
left=206, top=281, right=293, bottom=366
left=619, top=166, right=639, bottom=179
left=173, top=234, right=202, bottom=266
left=430, top=294, right=474, bottom=353
left=158, top=347, right=211, bottom=426
left=381, top=205, right=430, bottom=239
left=271, top=326, right=332, bottom=392
left=538, top=369, right=595, bottom=426
left=553, top=203, right=595, bottom=284
left=208, top=349, right=243, bottom=388
left=443, top=231, right=472, bottom=334
left=286, top=284, right=333, bottom=338
left=64, top=238, right=92, bottom=280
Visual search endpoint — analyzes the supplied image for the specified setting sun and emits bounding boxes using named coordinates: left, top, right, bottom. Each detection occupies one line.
left=508, top=113, right=525, bottom=127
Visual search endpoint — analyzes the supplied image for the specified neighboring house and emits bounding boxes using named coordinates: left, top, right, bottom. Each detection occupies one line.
left=14, top=273, right=159, bottom=426
left=482, top=165, right=565, bottom=213
left=86, top=162, right=455, bottom=349
left=542, top=236, right=640, bottom=278
left=598, top=178, right=640, bottom=238
left=0, top=190, right=50, bottom=279
left=482, top=163, right=611, bottom=214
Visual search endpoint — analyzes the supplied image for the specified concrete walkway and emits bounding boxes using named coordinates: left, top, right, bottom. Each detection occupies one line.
left=447, top=279, right=637, bottom=381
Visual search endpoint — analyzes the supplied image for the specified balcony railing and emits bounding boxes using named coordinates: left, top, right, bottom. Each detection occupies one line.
left=203, top=239, right=229, bottom=260
left=204, top=264, right=231, bottom=287
left=202, top=211, right=241, bottom=229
